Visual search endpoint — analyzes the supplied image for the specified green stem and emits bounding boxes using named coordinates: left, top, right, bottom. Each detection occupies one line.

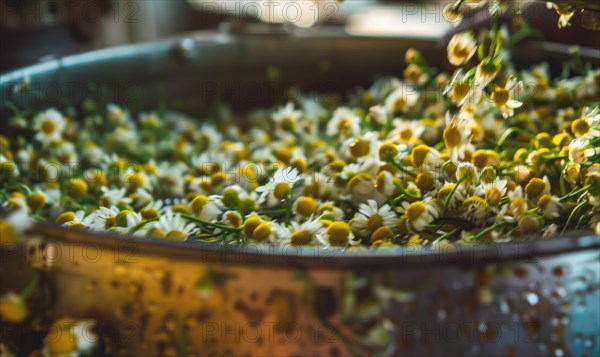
left=394, top=183, right=421, bottom=200
left=443, top=176, right=466, bottom=217
left=472, top=221, right=516, bottom=241
left=433, top=227, right=461, bottom=244
left=495, top=127, right=533, bottom=151
left=180, top=214, right=241, bottom=232
left=560, top=200, right=588, bottom=236
left=452, top=0, right=466, bottom=11
left=559, top=184, right=591, bottom=202
left=20, top=271, right=39, bottom=300
left=129, top=217, right=159, bottom=234
left=390, top=158, right=416, bottom=178
left=284, top=195, right=293, bottom=225
left=559, top=170, right=568, bottom=198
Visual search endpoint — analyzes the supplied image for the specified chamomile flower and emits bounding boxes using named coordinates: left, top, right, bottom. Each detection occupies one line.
left=385, top=84, right=419, bottom=115
left=86, top=206, right=121, bottom=231
left=272, top=102, right=303, bottom=134
left=42, top=318, right=98, bottom=357
left=351, top=200, right=398, bottom=238
left=443, top=112, right=472, bottom=162
left=318, top=221, right=358, bottom=247
left=537, top=194, right=564, bottom=219
left=33, top=109, right=65, bottom=145
left=398, top=200, right=438, bottom=232
left=283, top=215, right=325, bottom=247
left=190, top=195, right=222, bottom=221
left=447, top=32, right=477, bottom=67
left=326, top=107, right=361, bottom=138
left=100, top=188, right=132, bottom=208
left=150, top=212, right=197, bottom=241
left=62, top=210, right=88, bottom=229
left=255, top=167, right=301, bottom=206
left=477, top=179, right=508, bottom=207
left=0, top=210, right=32, bottom=247
left=490, top=76, right=524, bottom=118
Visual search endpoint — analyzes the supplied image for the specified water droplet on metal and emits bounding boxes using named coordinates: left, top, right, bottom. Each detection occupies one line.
left=524, top=292, right=539, bottom=306
left=437, top=309, right=447, bottom=321
left=499, top=299, right=510, bottom=314
left=584, top=337, right=595, bottom=348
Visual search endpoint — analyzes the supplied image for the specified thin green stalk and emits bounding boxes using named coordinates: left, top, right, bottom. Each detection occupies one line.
left=433, top=227, right=461, bottom=244
left=180, top=214, right=241, bottom=232
left=561, top=200, right=588, bottom=235
left=20, top=271, right=39, bottom=300
left=559, top=184, right=591, bottom=202
left=129, top=217, right=159, bottom=234
left=389, top=158, right=416, bottom=178
left=472, top=221, right=516, bottom=241
left=443, top=175, right=466, bottom=217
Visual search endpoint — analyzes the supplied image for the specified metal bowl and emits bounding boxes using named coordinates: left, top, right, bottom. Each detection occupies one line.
left=1, top=28, right=600, bottom=356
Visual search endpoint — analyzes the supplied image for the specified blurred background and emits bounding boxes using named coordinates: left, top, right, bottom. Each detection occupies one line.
left=1, top=0, right=599, bottom=73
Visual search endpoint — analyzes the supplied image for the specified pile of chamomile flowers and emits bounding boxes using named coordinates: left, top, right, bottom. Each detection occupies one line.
left=1, top=28, right=599, bottom=252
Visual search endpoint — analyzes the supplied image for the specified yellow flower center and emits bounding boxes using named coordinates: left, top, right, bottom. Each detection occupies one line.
left=399, top=128, right=413, bottom=141
left=411, top=145, right=430, bottom=168
left=211, top=171, right=227, bottom=186
left=392, top=98, right=408, bottom=113
left=404, top=64, right=421, bottom=83
left=537, top=194, right=551, bottom=210
left=464, top=196, right=487, bottom=208
left=564, top=163, right=580, bottom=185
left=46, top=326, right=77, bottom=356
left=252, top=223, right=272, bottom=241
left=443, top=125, right=462, bottom=148
left=140, top=208, right=158, bottom=220
left=105, top=215, right=116, bottom=229
left=243, top=216, right=262, bottom=238
left=485, top=187, right=502, bottom=207
left=56, top=211, right=76, bottom=225
left=191, top=195, right=209, bottom=214
left=290, top=229, right=312, bottom=246
left=281, top=117, right=296, bottom=132
left=337, top=118, right=350, bottom=133
left=26, top=192, right=46, bottom=211
left=274, top=182, right=292, bottom=200
left=296, top=196, right=317, bottom=216
left=224, top=212, right=242, bottom=227
left=571, top=118, right=590, bottom=137
left=126, top=172, right=144, bottom=188
left=406, top=201, right=426, bottom=220
left=0, top=220, right=15, bottom=246
left=69, top=222, right=86, bottom=229
left=525, top=178, right=546, bottom=199
left=290, top=157, right=307, bottom=174
left=480, top=166, right=497, bottom=183
left=450, top=82, right=471, bottom=103
left=66, top=179, right=88, bottom=198
left=0, top=293, right=27, bottom=323
left=166, top=230, right=186, bottom=241
left=491, top=88, right=509, bottom=106
left=40, top=119, right=57, bottom=134
left=378, top=142, right=398, bottom=161
left=326, top=222, right=351, bottom=246
left=370, top=226, right=394, bottom=244
left=416, top=172, right=434, bottom=191
left=349, top=138, right=370, bottom=158
left=149, top=228, right=166, bottom=238
left=172, top=204, right=190, bottom=214
left=366, top=214, right=383, bottom=232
